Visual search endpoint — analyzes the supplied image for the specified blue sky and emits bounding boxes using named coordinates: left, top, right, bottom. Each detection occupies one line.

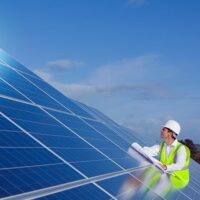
left=1, top=0, right=200, bottom=143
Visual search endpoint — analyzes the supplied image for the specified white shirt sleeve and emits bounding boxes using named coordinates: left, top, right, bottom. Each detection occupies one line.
left=166, top=146, right=187, bottom=172
left=143, top=144, right=160, bottom=157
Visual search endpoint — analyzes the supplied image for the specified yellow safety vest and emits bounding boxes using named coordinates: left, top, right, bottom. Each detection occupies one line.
left=159, top=141, right=190, bottom=189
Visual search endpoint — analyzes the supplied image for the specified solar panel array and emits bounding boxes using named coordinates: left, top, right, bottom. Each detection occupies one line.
left=0, top=49, right=200, bottom=200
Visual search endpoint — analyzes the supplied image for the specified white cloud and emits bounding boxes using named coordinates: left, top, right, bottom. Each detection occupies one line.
left=46, top=59, right=85, bottom=71
left=88, top=55, right=162, bottom=85
left=35, top=54, right=173, bottom=100
left=50, top=83, right=171, bottom=101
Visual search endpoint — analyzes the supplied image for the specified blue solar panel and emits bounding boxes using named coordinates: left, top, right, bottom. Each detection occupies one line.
left=0, top=49, right=39, bottom=78
left=0, top=49, right=200, bottom=199
left=0, top=114, right=83, bottom=199
left=76, top=101, right=146, bottom=147
left=20, top=73, right=96, bottom=119
left=98, top=173, right=164, bottom=200
left=37, top=184, right=111, bottom=200
left=46, top=110, right=143, bottom=170
left=0, top=98, right=123, bottom=177
left=121, top=166, right=198, bottom=200
left=0, top=78, right=29, bottom=101
left=84, top=119, right=131, bottom=150
left=0, top=64, right=71, bottom=111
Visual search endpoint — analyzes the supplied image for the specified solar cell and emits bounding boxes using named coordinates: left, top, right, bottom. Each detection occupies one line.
left=0, top=78, right=29, bottom=102
left=84, top=119, right=131, bottom=150
left=74, top=101, right=142, bottom=145
left=98, top=173, right=165, bottom=200
left=0, top=49, right=39, bottom=78
left=0, top=98, right=123, bottom=177
left=37, top=184, right=112, bottom=200
left=0, top=113, right=83, bottom=199
left=47, top=110, right=145, bottom=170
left=0, top=64, right=71, bottom=112
left=124, top=166, right=198, bottom=200
left=20, top=73, right=96, bottom=119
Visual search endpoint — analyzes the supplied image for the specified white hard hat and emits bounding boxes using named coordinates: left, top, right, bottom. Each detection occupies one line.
left=163, top=120, right=181, bottom=135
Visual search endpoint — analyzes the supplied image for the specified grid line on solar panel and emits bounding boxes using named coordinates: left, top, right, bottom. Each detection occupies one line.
left=1, top=112, right=89, bottom=178
left=42, top=108, right=141, bottom=170
left=124, top=165, right=196, bottom=200
left=80, top=105, right=140, bottom=145
left=181, top=184, right=200, bottom=199
left=0, top=66, right=73, bottom=113
left=47, top=110, right=129, bottom=150
left=75, top=102, right=127, bottom=138
left=0, top=103, right=128, bottom=178
left=72, top=104, right=138, bottom=147
left=119, top=127, right=146, bottom=145
left=67, top=101, right=143, bottom=147
left=20, top=73, right=96, bottom=120
left=0, top=49, right=40, bottom=79
left=0, top=76, right=102, bottom=125
left=0, top=78, right=30, bottom=102
left=102, top=123, right=137, bottom=141
left=0, top=78, right=33, bottom=102
left=1, top=165, right=150, bottom=200
left=97, top=173, right=166, bottom=200
left=0, top=95, right=95, bottom=124
left=0, top=114, right=88, bottom=199
left=178, top=191, right=194, bottom=200
left=0, top=161, right=83, bottom=198
left=0, top=162, right=65, bottom=171
left=83, top=119, right=130, bottom=149
left=0, top=64, right=98, bottom=120
left=83, top=105, right=114, bottom=123
left=70, top=99, right=100, bottom=119
left=83, top=119, right=131, bottom=149
left=0, top=95, right=37, bottom=108
left=37, top=184, right=112, bottom=200
left=0, top=97, right=142, bottom=177
left=43, top=109, right=146, bottom=169
left=30, top=131, right=131, bottom=144
left=0, top=98, right=72, bottom=126
left=0, top=50, right=95, bottom=120
left=66, top=157, right=131, bottom=165
left=84, top=120, right=130, bottom=148
left=0, top=75, right=43, bottom=105
left=0, top=96, right=145, bottom=177
left=17, top=69, right=95, bottom=119
left=0, top=62, right=41, bottom=82
left=190, top=178, right=200, bottom=189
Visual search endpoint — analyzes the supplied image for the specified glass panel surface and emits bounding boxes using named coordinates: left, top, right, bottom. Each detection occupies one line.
left=0, top=64, right=69, bottom=111
left=85, top=119, right=131, bottom=151
left=38, top=184, right=111, bottom=200
left=47, top=110, right=146, bottom=170
left=77, top=101, right=146, bottom=147
left=128, top=167, right=193, bottom=200
left=98, top=173, right=164, bottom=200
left=0, top=98, right=121, bottom=177
left=0, top=49, right=39, bottom=78
left=22, top=73, right=96, bottom=119
left=0, top=114, right=83, bottom=199
left=0, top=78, right=29, bottom=101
